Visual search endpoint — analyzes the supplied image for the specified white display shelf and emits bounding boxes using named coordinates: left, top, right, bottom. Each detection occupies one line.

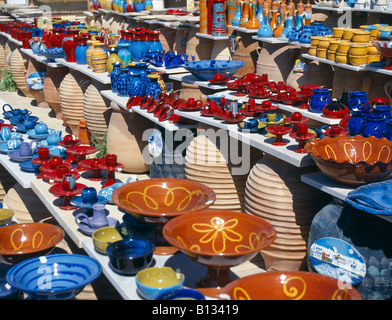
left=364, top=64, right=392, bottom=77
left=30, top=172, right=149, bottom=248
left=55, top=58, right=112, bottom=85
left=0, top=31, right=22, bottom=46
left=196, top=32, right=229, bottom=40
left=168, top=72, right=231, bottom=90
left=149, top=64, right=188, bottom=75
left=20, top=48, right=63, bottom=68
left=228, top=25, right=258, bottom=33
left=0, top=151, right=36, bottom=189
left=302, top=53, right=365, bottom=71
left=252, top=35, right=311, bottom=48
left=173, top=109, right=315, bottom=168
left=143, top=19, right=191, bottom=30
left=301, top=171, right=392, bottom=223
left=311, top=4, right=352, bottom=12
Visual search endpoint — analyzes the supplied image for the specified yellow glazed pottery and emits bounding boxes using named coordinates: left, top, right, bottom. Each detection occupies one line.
left=367, top=55, right=381, bottom=64
left=327, top=50, right=336, bottom=61
left=317, top=38, right=331, bottom=49
left=317, top=48, right=327, bottom=59
left=349, top=43, right=369, bottom=56
left=337, top=41, right=351, bottom=54
left=335, top=52, right=348, bottom=64
left=352, top=30, right=371, bottom=43
left=92, top=226, right=123, bottom=255
left=349, top=55, right=367, bottom=66
left=0, top=209, right=14, bottom=225
left=308, top=46, right=317, bottom=56
left=342, top=29, right=354, bottom=40
left=333, top=27, right=345, bottom=39
left=310, top=36, right=324, bottom=47
left=367, top=44, right=379, bottom=55
left=328, top=40, right=340, bottom=52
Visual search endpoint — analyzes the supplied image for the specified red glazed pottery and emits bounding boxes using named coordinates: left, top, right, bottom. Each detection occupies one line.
left=49, top=28, right=65, bottom=48
left=62, top=29, right=81, bottom=62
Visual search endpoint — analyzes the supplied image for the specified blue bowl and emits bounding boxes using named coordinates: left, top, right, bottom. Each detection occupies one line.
left=155, top=288, right=206, bottom=300
left=184, top=60, right=246, bottom=81
left=106, top=238, right=155, bottom=275
left=6, top=254, right=102, bottom=300
left=136, top=267, right=185, bottom=300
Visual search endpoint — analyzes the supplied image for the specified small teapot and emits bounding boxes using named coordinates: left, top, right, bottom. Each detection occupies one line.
left=19, top=141, right=38, bottom=157
left=46, top=131, right=62, bottom=146
left=2, top=104, right=22, bottom=118
left=0, top=126, right=11, bottom=141
left=24, top=117, right=37, bottom=130
left=34, top=121, right=48, bottom=135
left=7, top=137, right=22, bottom=150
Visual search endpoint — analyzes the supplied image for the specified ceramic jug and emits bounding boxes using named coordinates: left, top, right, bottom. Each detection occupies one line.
left=110, top=62, right=122, bottom=94
left=257, top=8, right=273, bottom=37
left=127, top=70, right=145, bottom=97
left=247, top=0, right=260, bottom=29
left=231, top=0, right=243, bottom=26
left=347, top=108, right=370, bottom=136
left=239, top=0, right=250, bottom=28
left=348, top=91, right=369, bottom=111
left=75, top=203, right=109, bottom=230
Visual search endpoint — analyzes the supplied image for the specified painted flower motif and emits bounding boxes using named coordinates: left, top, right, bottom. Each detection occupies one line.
left=192, top=217, right=243, bottom=253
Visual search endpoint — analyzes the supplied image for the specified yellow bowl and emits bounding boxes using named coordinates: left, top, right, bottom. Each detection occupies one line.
left=349, top=55, right=367, bottom=66
left=333, top=27, right=345, bottom=39
left=337, top=41, right=351, bottom=54
left=308, top=46, right=317, bottom=56
left=335, top=52, right=348, bottom=64
left=349, top=43, right=369, bottom=56
left=328, top=40, right=340, bottom=52
left=342, top=29, right=354, bottom=40
left=310, top=36, right=324, bottom=47
left=367, top=54, right=381, bottom=64
left=370, top=28, right=380, bottom=39
left=352, top=30, right=371, bottom=43
left=0, top=209, right=14, bottom=225
left=317, top=39, right=331, bottom=49
left=327, top=50, right=336, bottom=61
left=367, top=45, right=379, bottom=55
left=92, top=226, right=123, bottom=255
left=317, top=48, right=327, bottom=59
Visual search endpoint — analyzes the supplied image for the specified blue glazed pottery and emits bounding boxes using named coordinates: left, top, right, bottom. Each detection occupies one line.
left=134, top=0, right=145, bottom=12
left=347, top=108, right=370, bottom=136
left=127, top=70, right=145, bottom=97
left=256, top=5, right=263, bottom=24
left=106, top=238, right=155, bottom=275
left=147, top=31, right=163, bottom=53
left=184, top=60, right=246, bottom=81
left=257, top=11, right=274, bottom=38
left=116, top=67, right=130, bottom=97
left=232, top=2, right=242, bottom=26
left=299, top=25, right=312, bottom=44
left=110, top=62, right=122, bottom=94
left=361, top=114, right=387, bottom=138
left=145, top=74, right=162, bottom=98
left=75, top=36, right=88, bottom=65
left=372, top=104, right=391, bottom=119
left=348, top=91, right=369, bottom=111
left=6, top=254, right=102, bottom=300
left=308, top=88, right=332, bottom=113
left=117, top=42, right=132, bottom=68
left=156, top=288, right=206, bottom=300
left=383, top=119, right=392, bottom=140
left=130, top=33, right=147, bottom=62
left=281, top=15, right=294, bottom=38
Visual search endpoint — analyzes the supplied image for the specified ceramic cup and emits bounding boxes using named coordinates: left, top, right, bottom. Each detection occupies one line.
left=38, top=147, right=50, bottom=160
left=61, top=173, right=76, bottom=191
left=0, top=126, right=11, bottom=141
left=267, top=113, right=277, bottom=122
left=90, top=158, right=101, bottom=170
left=81, top=187, right=98, bottom=204
left=56, top=165, right=69, bottom=178
left=7, top=138, right=21, bottom=150
left=298, top=123, right=309, bottom=137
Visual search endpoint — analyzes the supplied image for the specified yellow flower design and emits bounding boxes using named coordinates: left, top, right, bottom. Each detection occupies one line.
left=192, top=217, right=243, bottom=253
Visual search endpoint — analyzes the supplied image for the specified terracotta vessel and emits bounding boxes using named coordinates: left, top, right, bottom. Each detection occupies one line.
left=239, top=0, right=250, bottom=28
left=185, top=26, right=213, bottom=61
left=305, top=135, right=392, bottom=185
left=91, top=42, right=107, bottom=73
left=43, top=66, right=69, bottom=119
left=232, top=33, right=259, bottom=77
left=83, top=82, right=110, bottom=143
left=220, top=271, right=362, bottom=300
left=106, top=103, right=151, bottom=173
left=199, top=0, right=208, bottom=34
left=10, top=48, right=31, bottom=97
left=59, top=70, right=91, bottom=135
left=163, top=210, right=276, bottom=289
left=244, top=154, right=331, bottom=271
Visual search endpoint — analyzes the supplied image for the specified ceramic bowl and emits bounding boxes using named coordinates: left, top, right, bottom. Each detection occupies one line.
left=6, top=254, right=102, bottom=300
left=327, top=50, right=335, bottom=61
left=367, top=44, right=380, bottom=55
left=349, top=44, right=368, bottom=56
left=308, top=46, right=317, bottom=56
left=328, top=40, right=340, bottom=52
left=0, top=209, right=14, bottom=225
left=0, top=223, right=65, bottom=265
left=163, top=210, right=276, bottom=288
left=155, top=288, right=206, bottom=300
left=136, top=267, right=185, bottom=300
left=349, top=55, right=367, bottom=66
left=335, top=52, right=348, bottom=64
left=317, top=39, right=331, bottom=49
left=316, top=48, right=327, bottom=59
left=352, top=30, right=371, bottom=43
left=367, top=54, right=381, bottom=64
left=305, top=135, right=392, bottom=185
left=112, top=178, right=216, bottom=223
left=337, top=41, right=351, bottom=54
left=219, top=271, right=362, bottom=300
left=310, top=36, right=324, bottom=47
left=92, top=226, right=123, bottom=255
left=342, top=28, right=356, bottom=40
left=106, top=238, right=155, bottom=275
left=184, top=60, right=246, bottom=81
left=333, top=27, right=345, bottom=39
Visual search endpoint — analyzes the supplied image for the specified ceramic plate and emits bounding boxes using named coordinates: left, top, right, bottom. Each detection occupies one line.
left=0, top=144, right=19, bottom=154
left=70, top=195, right=108, bottom=210
left=8, top=150, right=36, bottom=162
left=309, top=237, right=366, bottom=286
left=26, top=128, right=55, bottom=140
left=19, top=159, right=39, bottom=172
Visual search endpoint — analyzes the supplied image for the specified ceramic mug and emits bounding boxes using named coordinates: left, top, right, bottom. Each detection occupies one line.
left=61, top=173, right=76, bottom=191
left=38, top=147, right=50, bottom=160
left=7, top=138, right=21, bottom=150
left=19, top=141, right=38, bottom=157
left=90, top=158, right=101, bottom=170
left=81, top=187, right=98, bottom=204
left=105, top=154, right=117, bottom=167
left=0, top=126, right=11, bottom=141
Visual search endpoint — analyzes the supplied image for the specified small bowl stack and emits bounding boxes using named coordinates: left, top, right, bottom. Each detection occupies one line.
left=348, top=43, right=368, bottom=66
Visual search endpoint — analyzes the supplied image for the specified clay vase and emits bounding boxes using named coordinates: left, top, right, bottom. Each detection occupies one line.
left=43, top=66, right=69, bottom=119
left=91, top=42, right=107, bottom=73
left=10, top=48, right=30, bottom=97
left=226, top=0, right=237, bottom=35
left=199, top=0, right=208, bottom=34
left=256, top=42, right=300, bottom=83
left=211, top=39, right=232, bottom=60
left=244, top=154, right=331, bottom=271
left=246, top=1, right=260, bottom=29
left=86, top=40, right=99, bottom=69
left=232, top=33, right=259, bottom=77
left=106, top=102, right=151, bottom=173
left=159, top=27, right=176, bottom=52
left=185, top=124, right=262, bottom=211
left=239, top=0, right=250, bottom=28
left=83, top=82, right=110, bottom=144
left=25, top=58, right=46, bottom=106
left=59, top=70, right=91, bottom=135
left=106, top=46, right=121, bottom=74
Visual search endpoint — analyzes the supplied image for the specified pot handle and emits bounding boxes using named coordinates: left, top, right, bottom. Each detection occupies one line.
left=2, top=104, right=12, bottom=112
